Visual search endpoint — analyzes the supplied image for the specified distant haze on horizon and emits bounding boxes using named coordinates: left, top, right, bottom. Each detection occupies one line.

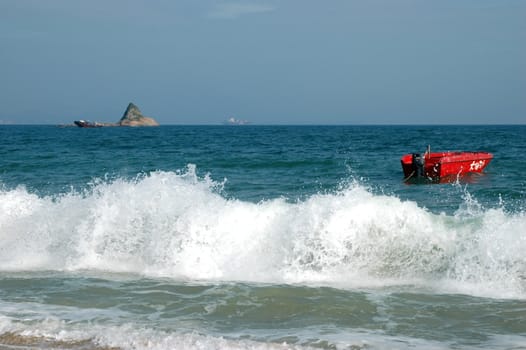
left=1, top=0, right=525, bottom=125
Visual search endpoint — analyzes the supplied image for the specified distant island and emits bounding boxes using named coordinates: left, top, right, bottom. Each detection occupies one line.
left=223, top=117, right=250, bottom=125
left=73, top=103, right=159, bottom=127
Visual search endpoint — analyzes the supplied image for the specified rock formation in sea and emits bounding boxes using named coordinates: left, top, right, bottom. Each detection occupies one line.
left=119, top=103, right=159, bottom=127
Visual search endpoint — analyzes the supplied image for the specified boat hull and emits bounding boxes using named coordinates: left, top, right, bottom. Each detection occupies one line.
left=74, top=120, right=102, bottom=128
left=401, top=151, right=493, bottom=180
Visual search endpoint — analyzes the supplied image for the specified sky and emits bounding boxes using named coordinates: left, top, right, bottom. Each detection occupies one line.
left=0, top=0, right=525, bottom=125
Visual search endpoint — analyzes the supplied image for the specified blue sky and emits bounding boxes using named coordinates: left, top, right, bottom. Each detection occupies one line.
left=1, top=0, right=525, bottom=124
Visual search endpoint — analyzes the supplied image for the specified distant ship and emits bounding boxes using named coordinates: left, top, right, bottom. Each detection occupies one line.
left=74, top=120, right=102, bottom=128
left=223, top=117, right=250, bottom=125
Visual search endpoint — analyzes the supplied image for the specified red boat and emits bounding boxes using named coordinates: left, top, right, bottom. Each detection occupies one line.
left=401, top=146, right=493, bottom=181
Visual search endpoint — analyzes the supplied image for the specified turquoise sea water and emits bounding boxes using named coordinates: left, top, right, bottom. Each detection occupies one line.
left=0, top=125, right=525, bottom=349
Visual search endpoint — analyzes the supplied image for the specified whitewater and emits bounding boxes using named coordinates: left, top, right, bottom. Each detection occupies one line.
left=1, top=167, right=525, bottom=297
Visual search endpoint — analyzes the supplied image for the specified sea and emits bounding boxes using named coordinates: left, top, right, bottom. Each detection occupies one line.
left=0, top=125, right=525, bottom=350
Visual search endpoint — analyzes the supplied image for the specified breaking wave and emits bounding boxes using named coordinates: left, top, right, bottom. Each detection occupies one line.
left=1, top=165, right=525, bottom=299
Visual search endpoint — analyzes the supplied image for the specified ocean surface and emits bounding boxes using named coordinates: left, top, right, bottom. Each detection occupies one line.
left=0, top=125, right=525, bottom=350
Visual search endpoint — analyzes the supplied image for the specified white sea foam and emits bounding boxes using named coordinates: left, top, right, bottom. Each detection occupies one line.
left=0, top=314, right=465, bottom=350
left=1, top=166, right=525, bottom=299
left=0, top=315, right=310, bottom=350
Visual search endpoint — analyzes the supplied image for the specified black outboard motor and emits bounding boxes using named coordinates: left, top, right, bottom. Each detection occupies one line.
left=411, top=153, right=425, bottom=178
